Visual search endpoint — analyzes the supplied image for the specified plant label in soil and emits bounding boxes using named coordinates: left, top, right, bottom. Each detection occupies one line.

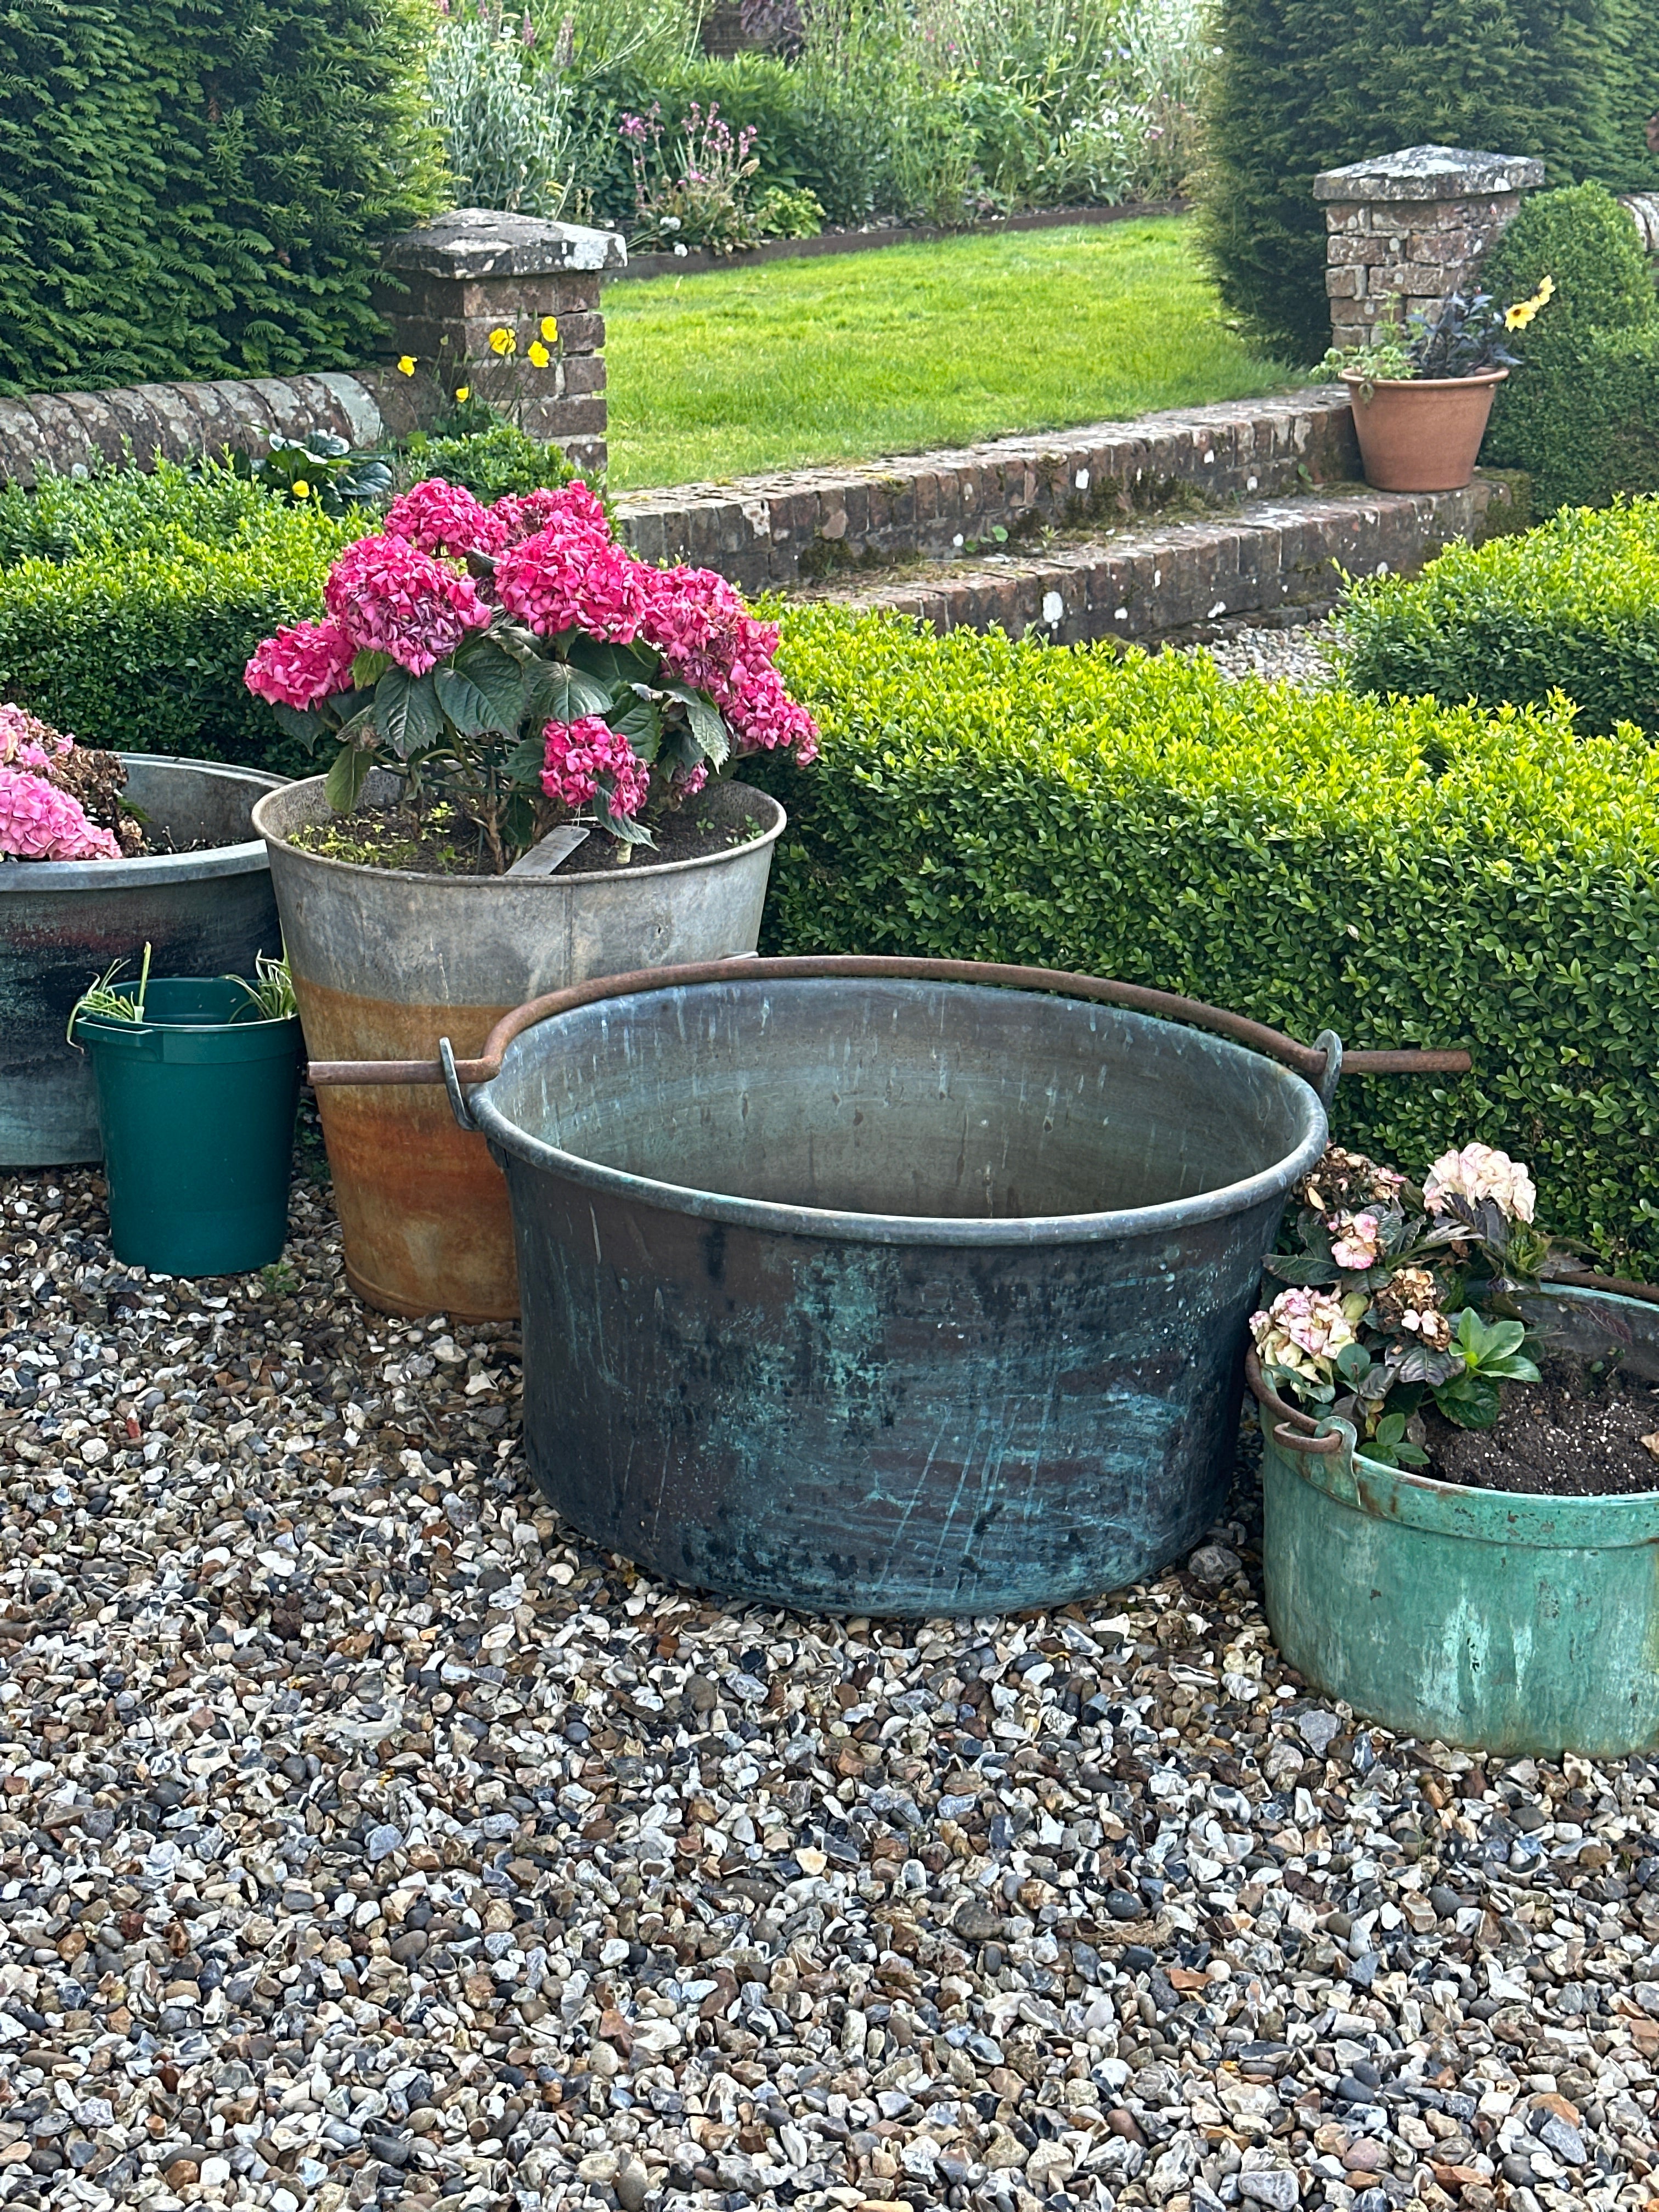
left=506, top=826, right=590, bottom=878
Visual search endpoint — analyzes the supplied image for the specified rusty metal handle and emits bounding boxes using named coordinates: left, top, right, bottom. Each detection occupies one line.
left=305, top=955, right=1473, bottom=1097
left=1243, top=1347, right=1346, bottom=1457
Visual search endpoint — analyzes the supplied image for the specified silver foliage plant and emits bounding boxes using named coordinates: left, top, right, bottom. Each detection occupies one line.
left=427, top=2, right=582, bottom=218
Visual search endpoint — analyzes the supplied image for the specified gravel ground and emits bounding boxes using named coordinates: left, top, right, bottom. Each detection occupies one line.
left=1, top=1163, right=1657, bottom=2212
left=1183, top=626, right=1340, bottom=689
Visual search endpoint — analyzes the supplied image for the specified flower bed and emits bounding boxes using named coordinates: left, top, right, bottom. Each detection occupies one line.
left=758, top=603, right=1659, bottom=1273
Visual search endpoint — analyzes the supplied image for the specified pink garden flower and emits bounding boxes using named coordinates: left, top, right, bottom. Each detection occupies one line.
left=1424, top=1142, right=1536, bottom=1225
left=490, top=481, right=608, bottom=546
left=541, top=716, right=651, bottom=817
left=0, top=766, right=120, bottom=860
left=496, top=525, right=649, bottom=642
left=0, top=703, right=71, bottom=771
left=382, top=478, right=507, bottom=561
left=324, top=538, right=489, bottom=677
left=245, top=619, right=357, bottom=712
left=1249, top=1285, right=1357, bottom=1385
left=640, top=568, right=819, bottom=762
left=1329, top=1209, right=1384, bottom=1271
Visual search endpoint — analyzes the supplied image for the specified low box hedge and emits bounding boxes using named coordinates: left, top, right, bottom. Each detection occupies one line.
left=757, top=605, right=1659, bottom=1272
left=1335, top=496, right=1659, bottom=736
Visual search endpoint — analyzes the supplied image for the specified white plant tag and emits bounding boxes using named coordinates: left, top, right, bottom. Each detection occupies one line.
left=506, top=826, right=590, bottom=877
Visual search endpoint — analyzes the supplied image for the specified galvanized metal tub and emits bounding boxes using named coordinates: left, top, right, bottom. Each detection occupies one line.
left=464, top=962, right=1330, bottom=1615
left=1253, top=1283, right=1659, bottom=1758
left=1, top=757, right=284, bottom=1167
left=253, top=773, right=785, bottom=1324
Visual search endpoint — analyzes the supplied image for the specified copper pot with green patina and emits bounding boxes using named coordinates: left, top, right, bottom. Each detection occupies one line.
left=1252, top=1282, right=1659, bottom=1758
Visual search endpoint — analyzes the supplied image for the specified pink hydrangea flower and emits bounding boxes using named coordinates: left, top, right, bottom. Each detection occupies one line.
left=0, top=703, right=71, bottom=770
left=1249, top=1286, right=1356, bottom=1385
left=1424, top=1143, right=1536, bottom=1225
left=245, top=619, right=358, bottom=712
left=496, top=526, right=650, bottom=642
left=640, top=567, right=819, bottom=761
left=674, top=761, right=709, bottom=798
left=0, top=767, right=120, bottom=860
left=541, top=717, right=651, bottom=817
left=324, top=537, right=489, bottom=677
left=382, top=478, right=507, bottom=561
left=490, top=480, right=609, bottom=545
left=1329, top=1210, right=1383, bottom=1271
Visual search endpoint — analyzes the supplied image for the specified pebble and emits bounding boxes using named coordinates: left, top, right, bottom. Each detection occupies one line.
left=1181, top=620, right=1340, bottom=689
left=0, top=1158, right=1657, bottom=2212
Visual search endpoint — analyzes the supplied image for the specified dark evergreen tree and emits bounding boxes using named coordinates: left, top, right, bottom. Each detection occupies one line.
left=0, top=0, right=444, bottom=395
left=1198, top=0, right=1629, bottom=363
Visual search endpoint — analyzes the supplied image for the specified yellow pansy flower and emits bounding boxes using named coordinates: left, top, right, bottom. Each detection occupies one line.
left=488, top=326, right=517, bottom=357
left=1505, top=274, right=1556, bottom=330
left=291, top=479, right=311, bottom=500
left=397, top=354, right=417, bottom=376
left=540, top=315, right=558, bottom=342
left=528, top=340, right=551, bottom=369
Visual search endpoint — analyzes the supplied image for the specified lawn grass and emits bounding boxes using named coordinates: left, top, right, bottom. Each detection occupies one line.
left=602, top=216, right=1296, bottom=490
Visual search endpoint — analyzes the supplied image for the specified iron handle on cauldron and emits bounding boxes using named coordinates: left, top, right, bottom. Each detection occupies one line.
left=306, top=954, right=1475, bottom=1129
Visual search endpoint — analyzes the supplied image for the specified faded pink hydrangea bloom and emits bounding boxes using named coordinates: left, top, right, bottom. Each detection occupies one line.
left=0, top=767, right=120, bottom=860
left=382, top=478, right=507, bottom=561
left=1424, top=1142, right=1536, bottom=1224
left=324, top=538, right=489, bottom=676
left=1329, top=1210, right=1383, bottom=1271
left=0, top=703, right=72, bottom=771
left=490, top=480, right=608, bottom=546
left=245, top=619, right=357, bottom=712
left=1249, top=1285, right=1356, bottom=1384
left=541, top=717, right=650, bottom=817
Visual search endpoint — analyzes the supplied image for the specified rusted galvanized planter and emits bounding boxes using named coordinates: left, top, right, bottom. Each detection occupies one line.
left=331, top=956, right=1348, bottom=1616
left=1, top=757, right=284, bottom=1166
left=1254, top=1283, right=1659, bottom=1758
left=252, top=773, right=785, bottom=1323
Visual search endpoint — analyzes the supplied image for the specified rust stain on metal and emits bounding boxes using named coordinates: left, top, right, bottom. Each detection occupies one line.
left=295, top=974, right=519, bottom=1322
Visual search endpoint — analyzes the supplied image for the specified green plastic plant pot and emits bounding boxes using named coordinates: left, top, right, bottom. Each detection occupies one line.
left=75, top=978, right=302, bottom=1278
left=1251, top=1285, right=1659, bottom=1758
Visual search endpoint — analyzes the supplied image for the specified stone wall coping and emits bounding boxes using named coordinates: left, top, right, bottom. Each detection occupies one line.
left=381, top=207, right=628, bottom=279
left=1313, top=145, right=1544, bottom=202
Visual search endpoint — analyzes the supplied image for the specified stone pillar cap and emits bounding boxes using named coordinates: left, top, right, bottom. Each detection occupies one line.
left=383, top=207, right=628, bottom=276
left=1313, top=145, right=1545, bottom=202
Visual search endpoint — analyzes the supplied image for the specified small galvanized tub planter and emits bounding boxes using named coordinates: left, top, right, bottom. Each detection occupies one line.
left=313, top=956, right=1465, bottom=1617
left=1252, top=1281, right=1659, bottom=1758
left=254, top=773, right=784, bottom=1325
left=1, top=757, right=285, bottom=1167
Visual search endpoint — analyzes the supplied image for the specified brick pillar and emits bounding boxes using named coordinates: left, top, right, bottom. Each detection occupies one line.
left=1313, top=145, right=1544, bottom=356
left=374, top=208, right=627, bottom=475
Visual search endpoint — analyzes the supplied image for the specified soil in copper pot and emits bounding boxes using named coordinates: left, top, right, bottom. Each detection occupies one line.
left=1423, top=1353, right=1659, bottom=1496
left=286, top=798, right=746, bottom=877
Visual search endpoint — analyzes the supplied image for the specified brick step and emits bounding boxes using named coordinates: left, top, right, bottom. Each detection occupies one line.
left=795, top=478, right=1517, bottom=646
left=615, top=392, right=1362, bottom=594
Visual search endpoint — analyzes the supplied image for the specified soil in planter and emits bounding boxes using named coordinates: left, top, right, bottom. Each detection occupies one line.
left=287, top=800, right=748, bottom=877
left=1422, top=1352, right=1659, bottom=1497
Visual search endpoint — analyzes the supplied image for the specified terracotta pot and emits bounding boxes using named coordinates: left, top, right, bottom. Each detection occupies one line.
left=1340, top=368, right=1508, bottom=493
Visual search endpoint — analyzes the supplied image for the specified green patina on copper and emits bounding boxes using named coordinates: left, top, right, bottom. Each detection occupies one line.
left=1261, top=1286, right=1659, bottom=1758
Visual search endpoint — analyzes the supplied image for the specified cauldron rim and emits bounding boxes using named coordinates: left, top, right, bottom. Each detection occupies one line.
left=471, top=977, right=1330, bottom=1249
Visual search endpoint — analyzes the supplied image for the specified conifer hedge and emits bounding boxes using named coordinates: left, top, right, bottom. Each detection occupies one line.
left=0, top=0, right=444, bottom=397
left=1198, top=0, right=1659, bottom=363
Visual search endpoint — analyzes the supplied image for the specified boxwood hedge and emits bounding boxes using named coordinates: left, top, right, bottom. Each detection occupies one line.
left=758, top=605, right=1659, bottom=1271
left=1335, top=498, right=1659, bottom=736
left=0, top=461, right=353, bottom=775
